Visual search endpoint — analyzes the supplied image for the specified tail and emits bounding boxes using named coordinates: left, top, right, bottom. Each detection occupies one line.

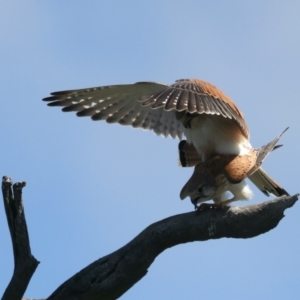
left=248, top=167, right=289, bottom=197
left=178, top=140, right=202, bottom=167
left=248, top=127, right=289, bottom=197
left=248, top=127, right=288, bottom=175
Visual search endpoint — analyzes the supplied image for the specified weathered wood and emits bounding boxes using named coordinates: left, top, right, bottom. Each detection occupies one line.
left=1, top=176, right=39, bottom=300
left=47, top=194, right=298, bottom=300
left=1, top=175, right=297, bottom=300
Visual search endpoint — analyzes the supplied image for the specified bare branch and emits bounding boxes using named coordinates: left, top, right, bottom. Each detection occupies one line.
left=47, top=194, right=298, bottom=300
left=1, top=176, right=39, bottom=300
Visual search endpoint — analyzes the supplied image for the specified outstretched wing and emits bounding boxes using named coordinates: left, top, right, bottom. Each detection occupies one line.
left=43, top=79, right=249, bottom=139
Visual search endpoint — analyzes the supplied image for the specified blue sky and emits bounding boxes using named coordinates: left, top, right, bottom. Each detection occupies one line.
left=1, top=1, right=300, bottom=299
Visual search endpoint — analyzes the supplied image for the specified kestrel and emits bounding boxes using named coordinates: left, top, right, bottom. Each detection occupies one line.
left=179, top=128, right=289, bottom=209
left=43, top=78, right=289, bottom=200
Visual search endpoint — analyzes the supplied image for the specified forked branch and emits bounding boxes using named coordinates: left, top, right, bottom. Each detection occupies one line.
left=2, top=176, right=297, bottom=300
left=1, top=176, right=39, bottom=300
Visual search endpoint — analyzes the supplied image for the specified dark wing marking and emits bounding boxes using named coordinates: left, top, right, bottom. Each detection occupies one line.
left=44, top=82, right=184, bottom=139
left=178, top=140, right=202, bottom=167
left=43, top=79, right=248, bottom=139
left=139, top=79, right=249, bottom=138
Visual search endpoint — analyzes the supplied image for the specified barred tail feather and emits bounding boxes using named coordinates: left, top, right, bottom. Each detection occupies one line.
left=248, top=167, right=289, bottom=197
left=178, top=140, right=202, bottom=167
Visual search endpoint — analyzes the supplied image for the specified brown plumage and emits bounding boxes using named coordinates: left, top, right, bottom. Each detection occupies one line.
left=43, top=79, right=248, bottom=140
left=180, top=128, right=289, bottom=208
left=43, top=78, right=289, bottom=204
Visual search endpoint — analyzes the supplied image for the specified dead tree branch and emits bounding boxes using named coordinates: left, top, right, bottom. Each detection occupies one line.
left=1, top=176, right=39, bottom=300
left=47, top=194, right=298, bottom=300
left=1, top=175, right=297, bottom=300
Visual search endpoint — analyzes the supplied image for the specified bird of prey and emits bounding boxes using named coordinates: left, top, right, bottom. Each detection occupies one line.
left=43, top=78, right=289, bottom=201
left=179, top=128, right=289, bottom=209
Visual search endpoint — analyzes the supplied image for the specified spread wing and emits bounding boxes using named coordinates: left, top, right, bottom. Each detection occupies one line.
left=43, top=79, right=249, bottom=139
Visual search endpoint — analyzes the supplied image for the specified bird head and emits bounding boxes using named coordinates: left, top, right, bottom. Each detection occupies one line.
left=180, top=163, right=217, bottom=208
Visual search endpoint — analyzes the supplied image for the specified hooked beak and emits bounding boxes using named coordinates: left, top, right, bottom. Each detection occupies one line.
left=190, top=196, right=200, bottom=209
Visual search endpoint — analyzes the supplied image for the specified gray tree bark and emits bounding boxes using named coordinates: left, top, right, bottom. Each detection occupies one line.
left=48, top=194, right=298, bottom=300
left=1, top=176, right=39, bottom=300
left=1, top=176, right=298, bottom=300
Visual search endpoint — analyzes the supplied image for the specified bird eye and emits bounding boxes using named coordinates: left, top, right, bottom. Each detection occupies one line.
left=197, top=186, right=203, bottom=193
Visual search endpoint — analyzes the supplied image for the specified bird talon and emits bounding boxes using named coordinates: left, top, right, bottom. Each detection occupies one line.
left=195, top=203, right=216, bottom=211
left=195, top=202, right=230, bottom=211
left=211, top=155, right=221, bottom=161
left=215, top=202, right=228, bottom=210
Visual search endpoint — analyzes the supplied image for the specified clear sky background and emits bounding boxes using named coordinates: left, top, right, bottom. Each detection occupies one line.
left=0, top=1, right=299, bottom=299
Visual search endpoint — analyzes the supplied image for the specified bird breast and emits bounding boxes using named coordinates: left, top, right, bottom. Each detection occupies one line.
left=183, top=114, right=251, bottom=161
